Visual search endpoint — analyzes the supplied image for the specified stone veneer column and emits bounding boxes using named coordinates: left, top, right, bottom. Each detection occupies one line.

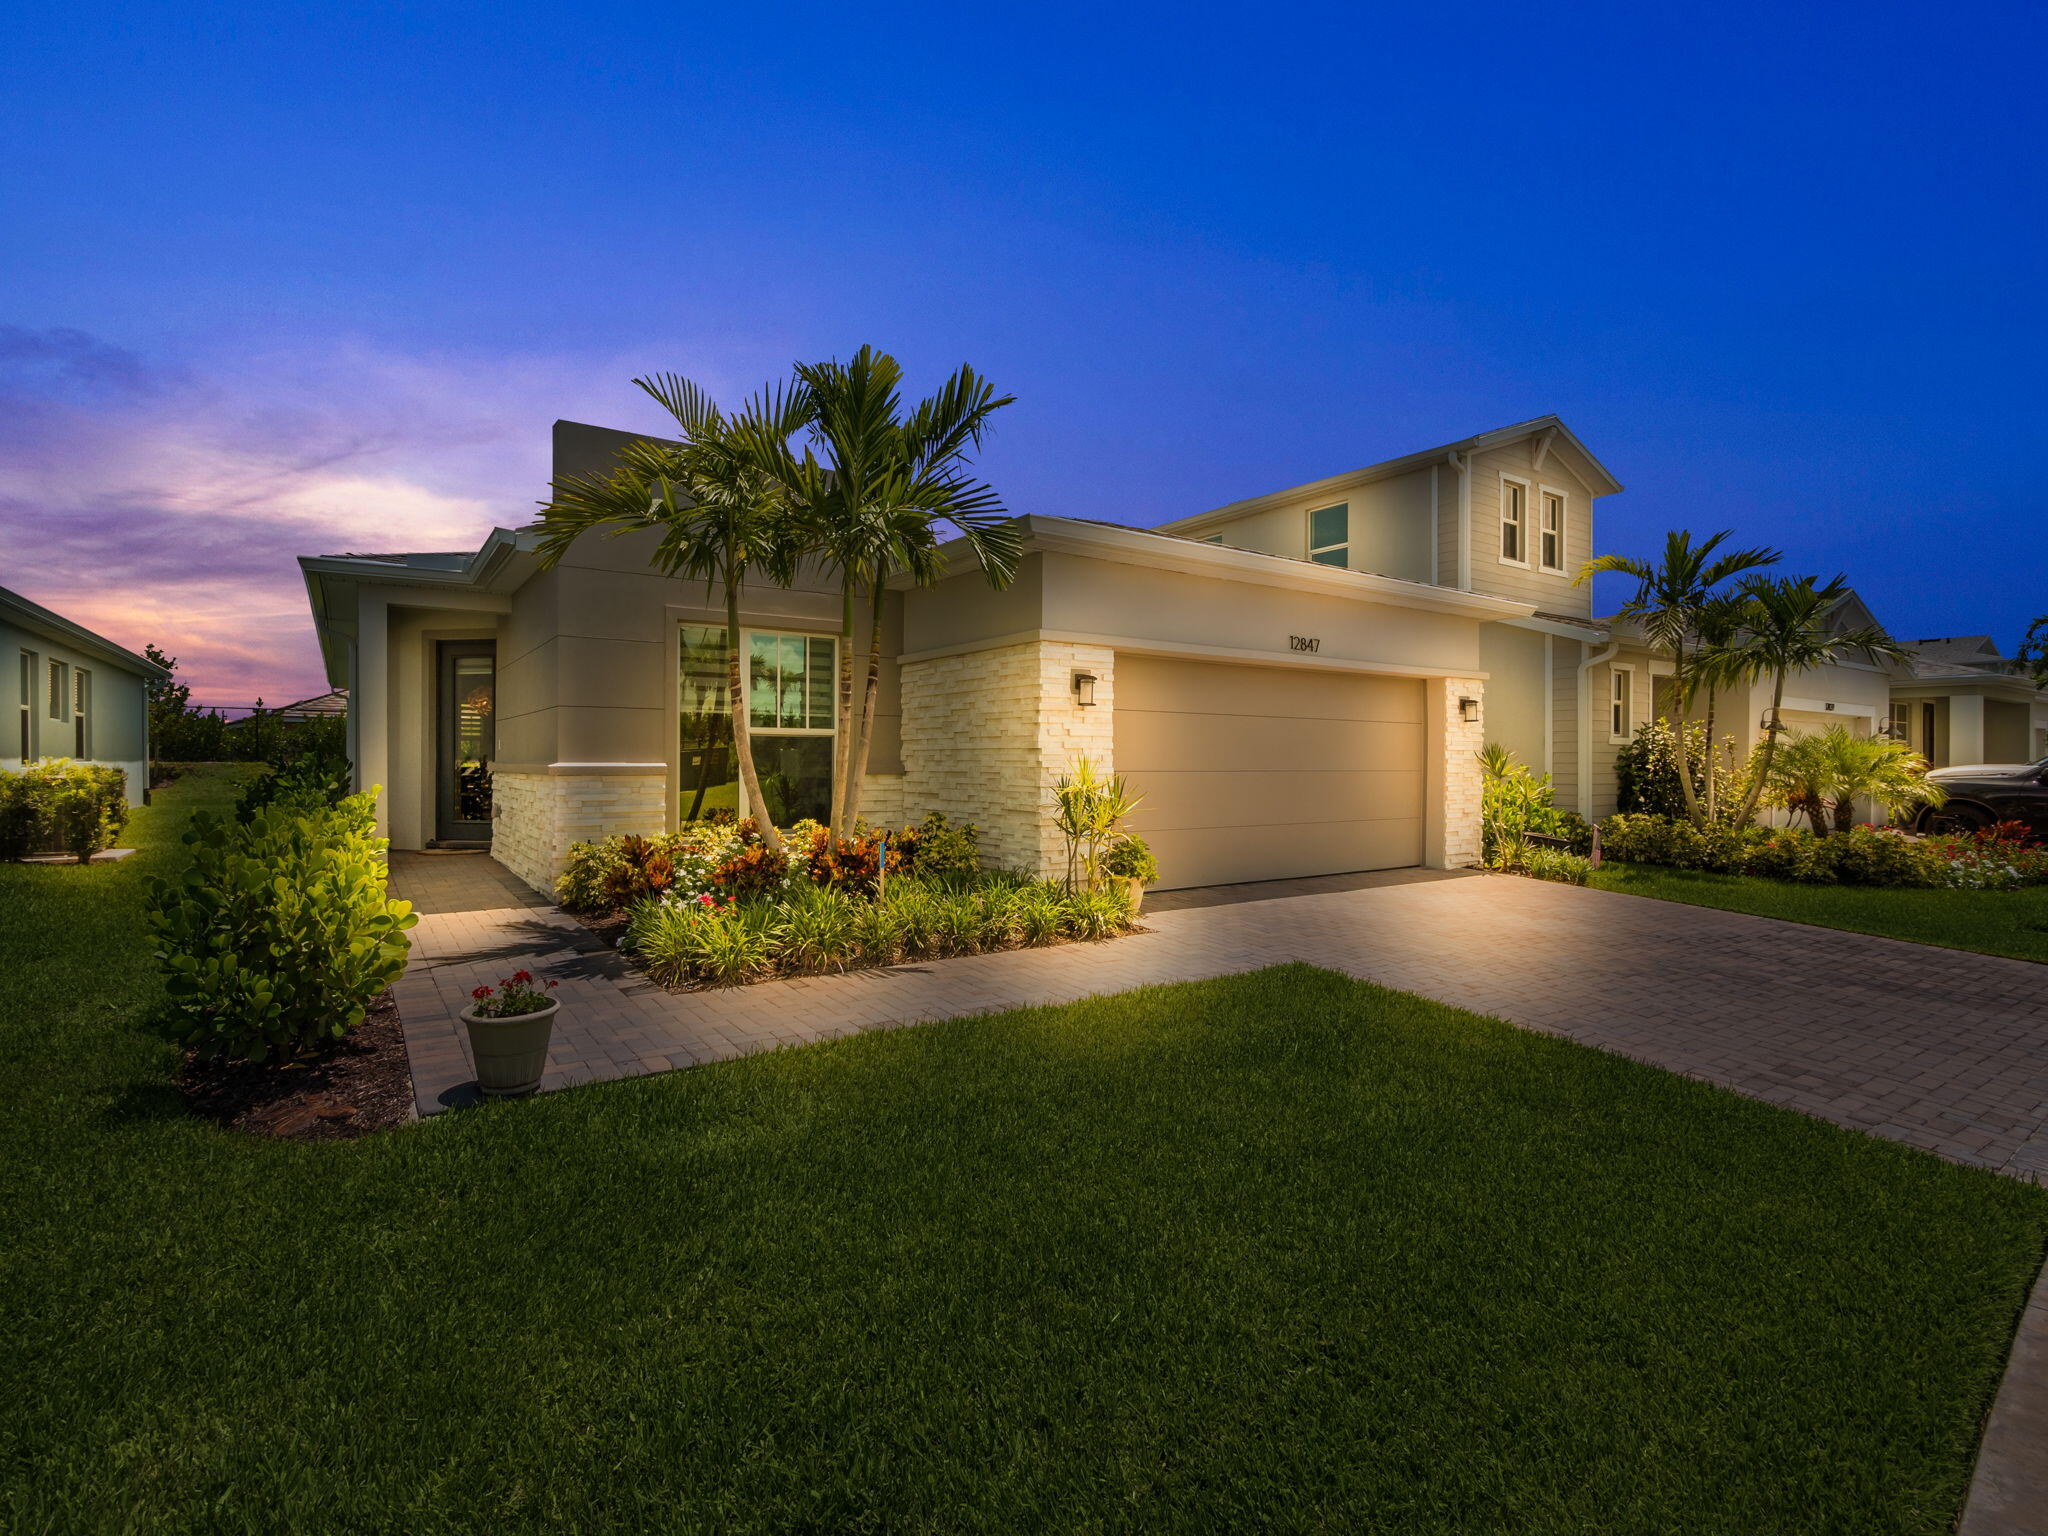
left=898, top=640, right=1116, bottom=879
left=1428, top=676, right=1486, bottom=870
left=490, top=770, right=668, bottom=897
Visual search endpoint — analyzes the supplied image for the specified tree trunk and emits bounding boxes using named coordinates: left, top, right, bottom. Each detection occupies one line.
left=1733, top=672, right=1787, bottom=826
left=841, top=576, right=888, bottom=834
left=726, top=576, right=781, bottom=853
left=1832, top=795, right=1856, bottom=835
left=1702, top=687, right=1719, bottom=822
left=1670, top=639, right=1703, bottom=828
left=830, top=575, right=855, bottom=839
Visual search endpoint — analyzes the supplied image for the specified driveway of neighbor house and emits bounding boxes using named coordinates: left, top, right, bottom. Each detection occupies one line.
left=390, top=852, right=2048, bottom=1183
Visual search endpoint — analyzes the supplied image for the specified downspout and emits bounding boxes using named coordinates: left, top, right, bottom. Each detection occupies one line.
left=1429, top=463, right=1440, bottom=585
left=1577, top=640, right=1619, bottom=820
left=1449, top=450, right=1472, bottom=590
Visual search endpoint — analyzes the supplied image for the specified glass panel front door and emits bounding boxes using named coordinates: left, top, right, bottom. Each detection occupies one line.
left=436, top=642, right=495, bottom=842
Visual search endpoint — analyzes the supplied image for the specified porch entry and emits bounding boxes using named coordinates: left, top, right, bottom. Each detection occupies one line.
left=435, top=641, right=495, bottom=844
left=678, top=624, right=836, bottom=826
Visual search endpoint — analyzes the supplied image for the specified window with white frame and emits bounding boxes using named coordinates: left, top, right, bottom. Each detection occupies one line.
left=1538, top=490, right=1565, bottom=572
left=1307, top=504, right=1349, bottom=567
left=1608, top=665, right=1634, bottom=741
left=73, top=668, right=91, bottom=759
left=1499, top=479, right=1528, bottom=564
left=47, top=658, right=68, bottom=722
left=677, top=625, right=838, bottom=826
left=16, top=651, right=33, bottom=761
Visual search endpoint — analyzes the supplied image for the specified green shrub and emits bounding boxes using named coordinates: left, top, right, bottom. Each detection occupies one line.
left=1745, top=829, right=1834, bottom=883
left=631, top=898, right=778, bottom=986
left=0, top=769, right=53, bottom=860
left=777, top=884, right=858, bottom=971
left=1523, top=848, right=1592, bottom=885
left=1818, top=825, right=1940, bottom=888
left=234, top=751, right=350, bottom=823
left=1015, top=884, right=1067, bottom=946
left=0, top=760, right=128, bottom=863
left=1100, top=835, right=1159, bottom=884
left=147, top=792, right=416, bottom=1061
left=901, top=812, right=981, bottom=878
left=1062, top=886, right=1132, bottom=940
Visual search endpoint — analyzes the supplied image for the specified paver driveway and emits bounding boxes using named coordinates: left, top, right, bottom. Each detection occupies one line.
left=391, top=854, right=2048, bottom=1180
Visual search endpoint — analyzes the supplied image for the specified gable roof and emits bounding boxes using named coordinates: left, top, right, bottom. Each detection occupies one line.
left=1158, top=415, right=1623, bottom=536
left=0, top=582, right=169, bottom=679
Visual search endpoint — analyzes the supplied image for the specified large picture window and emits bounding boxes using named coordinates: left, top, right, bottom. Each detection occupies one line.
left=679, top=625, right=838, bottom=826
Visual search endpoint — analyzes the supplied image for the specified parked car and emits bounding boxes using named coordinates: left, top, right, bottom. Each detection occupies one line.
left=1915, top=756, right=2048, bottom=838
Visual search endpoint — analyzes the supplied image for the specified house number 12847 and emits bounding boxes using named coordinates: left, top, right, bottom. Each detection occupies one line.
left=1288, top=635, right=1321, bottom=653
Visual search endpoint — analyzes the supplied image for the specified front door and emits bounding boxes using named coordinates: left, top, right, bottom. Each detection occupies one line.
left=436, top=642, right=496, bottom=843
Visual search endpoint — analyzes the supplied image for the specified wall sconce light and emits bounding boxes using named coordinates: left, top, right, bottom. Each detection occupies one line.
left=1458, top=696, right=1479, bottom=723
left=1072, top=670, right=1098, bottom=707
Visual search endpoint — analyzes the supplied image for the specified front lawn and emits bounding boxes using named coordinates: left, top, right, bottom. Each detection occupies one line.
left=4, top=768, right=2045, bottom=1534
left=1591, top=861, right=2048, bottom=964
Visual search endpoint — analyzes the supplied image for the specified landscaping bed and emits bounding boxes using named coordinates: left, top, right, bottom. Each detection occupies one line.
left=177, top=987, right=413, bottom=1140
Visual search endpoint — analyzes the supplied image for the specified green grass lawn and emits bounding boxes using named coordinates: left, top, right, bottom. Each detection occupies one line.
left=1590, top=861, right=2048, bottom=963
left=5, top=767, right=2046, bottom=1534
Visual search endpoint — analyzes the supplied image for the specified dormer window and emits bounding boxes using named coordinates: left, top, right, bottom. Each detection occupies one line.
left=1499, top=479, right=1528, bottom=565
left=1539, top=490, right=1565, bottom=572
left=1307, top=504, right=1349, bottom=567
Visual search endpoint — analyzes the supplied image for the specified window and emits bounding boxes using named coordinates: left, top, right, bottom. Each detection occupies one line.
left=48, top=658, right=69, bottom=721
left=1499, top=479, right=1528, bottom=564
left=1609, top=665, right=1634, bottom=741
left=16, top=651, right=32, bottom=761
left=73, top=668, right=91, bottom=759
left=1538, top=491, right=1565, bottom=572
left=678, top=625, right=839, bottom=826
left=1201, top=534, right=1225, bottom=545
left=1307, top=504, right=1348, bottom=567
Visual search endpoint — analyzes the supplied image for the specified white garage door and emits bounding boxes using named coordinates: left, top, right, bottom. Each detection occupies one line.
left=1113, top=654, right=1426, bottom=891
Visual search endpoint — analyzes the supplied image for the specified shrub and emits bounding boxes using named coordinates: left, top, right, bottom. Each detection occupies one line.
left=235, top=751, right=350, bottom=823
left=1746, top=828, right=1834, bottom=884
left=1100, top=835, right=1159, bottom=884
left=0, top=760, right=128, bottom=862
left=1479, top=745, right=1589, bottom=870
left=1523, top=849, right=1592, bottom=885
left=804, top=828, right=901, bottom=894
left=899, top=812, right=981, bottom=878
left=1819, top=825, right=1940, bottom=888
left=777, top=884, right=859, bottom=972
left=712, top=841, right=790, bottom=898
left=1614, top=719, right=1733, bottom=819
left=148, top=793, right=416, bottom=1061
left=1063, top=885, right=1133, bottom=940
left=631, top=899, right=777, bottom=986
left=0, top=770, right=54, bottom=860
left=1924, top=826, right=2048, bottom=890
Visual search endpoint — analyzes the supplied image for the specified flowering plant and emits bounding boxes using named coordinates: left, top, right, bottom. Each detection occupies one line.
left=467, top=969, right=560, bottom=1018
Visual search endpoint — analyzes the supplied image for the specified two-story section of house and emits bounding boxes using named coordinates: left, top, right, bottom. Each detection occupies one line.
left=1157, top=416, right=1627, bottom=820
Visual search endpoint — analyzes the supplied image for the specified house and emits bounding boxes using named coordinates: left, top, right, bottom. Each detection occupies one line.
left=1, top=582, right=167, bottom=805
left=296, top=416, right=2045, bottom=896
left=274, top=688, right=349, bottom=723
left=1892, top=637, right=2048, bottom=768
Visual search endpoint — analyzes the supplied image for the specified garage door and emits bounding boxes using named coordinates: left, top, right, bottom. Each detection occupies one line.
left=1113, top=654, right=1425, bottom=890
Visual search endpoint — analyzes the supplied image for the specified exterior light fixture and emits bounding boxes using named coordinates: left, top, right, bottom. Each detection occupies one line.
left=1458, top=696, right=1479, bottom=723
left=1072, top=670, right=1098, bottom=707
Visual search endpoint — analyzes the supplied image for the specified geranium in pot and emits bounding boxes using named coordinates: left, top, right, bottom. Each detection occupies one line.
left=1100, top=835, right=1159, bottom=916
left=460, top=969, right=560, bottom=1098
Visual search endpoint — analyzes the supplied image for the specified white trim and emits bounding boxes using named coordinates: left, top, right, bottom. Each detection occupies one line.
left=1495, top=613, right=1611, bottom=642
left=897, top=627, right=1491, bottom=682
left=1429, top=463, right=1440, bottom=585
left=1780, top=697, right=1879, bottom=719
left=1497, top=474, right=1532, bottom=568
left=1607, top=662, right=1636, bottom=743
left=1536, top=485, right=1568, bottom=574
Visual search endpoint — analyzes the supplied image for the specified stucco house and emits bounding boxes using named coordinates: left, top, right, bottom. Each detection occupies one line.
left=1, top=582, right=165, bottom=804
left=297, top=416, right=2047, bottom=895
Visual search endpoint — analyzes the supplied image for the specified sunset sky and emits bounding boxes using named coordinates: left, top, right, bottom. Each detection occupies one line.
left=4, top=1, right=2044, bottom=707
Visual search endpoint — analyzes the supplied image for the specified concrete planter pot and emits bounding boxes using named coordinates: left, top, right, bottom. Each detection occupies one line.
left=458, top=998, right=559, bottom=1098
left=1118, top=876, right=1147, bottom=917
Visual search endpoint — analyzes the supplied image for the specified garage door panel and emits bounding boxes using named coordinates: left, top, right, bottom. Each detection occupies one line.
left=1117, top=715, right=1427, bottom=775
left=1130, top=768, right=1424, bottom=829
left=1140, top=820, right=1423, bottom=889
left=1113, top=653, right=1426, bottom=890
left=1115, top=653, right=1424, bottom=723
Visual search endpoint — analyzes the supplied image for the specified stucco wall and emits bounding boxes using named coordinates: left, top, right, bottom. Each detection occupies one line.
left=1180, top=464, right=1438, bottom=584
left=0, top=614, right=151, bottom=804
left=1477, top=623, right=1549, bottom=773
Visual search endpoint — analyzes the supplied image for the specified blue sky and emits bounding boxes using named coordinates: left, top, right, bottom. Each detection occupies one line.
left=3, top=1, right=2043, bottom=702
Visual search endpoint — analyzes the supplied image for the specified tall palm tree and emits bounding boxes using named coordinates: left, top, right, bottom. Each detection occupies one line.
left=1578, top=530, right=1780, bottom=826
left=532, top=373, right=809, bottom=853
left=753, top=347, right=1020, bottom=838
left=1726, top=575, right=1912, bottom=826
left=1688, top=591, right=1755, bottom=821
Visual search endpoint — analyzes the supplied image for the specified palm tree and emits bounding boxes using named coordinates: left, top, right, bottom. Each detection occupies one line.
left=1688, top=591, right=1755, bottom=822
left=1759, top=730, right=1837, bottom=835
left=1578, top=530, right=1780, bottom=826
left=532, top=373, right=809, bottom=854
left=1726, top=576, right=1912, bottom=826
left=754, top=347, right=1020, bottom=839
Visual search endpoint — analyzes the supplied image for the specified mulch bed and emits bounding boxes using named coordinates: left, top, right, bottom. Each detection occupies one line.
left=178, top=990, right=415, bottom=1141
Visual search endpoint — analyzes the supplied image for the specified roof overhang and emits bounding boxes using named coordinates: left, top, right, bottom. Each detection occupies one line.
left=901, top=514, right=1537, bottom=624
left=1159, top=415, right=1623, bottom=537
left=0, top=582, right=170, bottom=679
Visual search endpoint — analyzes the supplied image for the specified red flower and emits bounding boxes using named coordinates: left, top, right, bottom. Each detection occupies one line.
left=471, top=986, right=494, bottom=1000
left=510, top=969, right=533, bottom=984
left=697, top=892, right=715, bottom=905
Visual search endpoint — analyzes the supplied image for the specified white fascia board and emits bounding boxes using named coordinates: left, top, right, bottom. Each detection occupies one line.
left=1495, top=613, right=1612, bottom=642
left=910, top=515, right=1535, bottom=623
left=1158, top=414, right=1623, bottom=536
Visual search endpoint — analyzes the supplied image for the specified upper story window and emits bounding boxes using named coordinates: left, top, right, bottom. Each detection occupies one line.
left=1538, top=491, right=1566, bottom=573
left=1499, top=479, right=1528, bottom=565
left=1307, top=503, right=1349, bottom=567
left=16, top=651, right=33, bottom=761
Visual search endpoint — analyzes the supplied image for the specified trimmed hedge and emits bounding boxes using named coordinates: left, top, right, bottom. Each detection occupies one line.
left=146, top=791, right=416, bottom=1061
left=0, top=759, right=129, bottom=863
left=1599, top=814, right=1970, bottom=889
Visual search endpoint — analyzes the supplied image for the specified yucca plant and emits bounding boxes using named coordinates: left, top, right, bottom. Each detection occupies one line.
left=1051, top=757, right=1144, bottom=892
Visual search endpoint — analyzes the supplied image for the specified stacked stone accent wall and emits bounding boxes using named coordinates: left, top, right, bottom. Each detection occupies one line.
left=899, top=640, right=1116, bottom=878
left=491, top=771, right=668, bottom=897
left=1437, top=676, right=1486, bottom=869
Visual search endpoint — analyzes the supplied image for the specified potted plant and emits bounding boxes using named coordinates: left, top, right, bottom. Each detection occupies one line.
left=459, top=969, right=560, bottom=1098
left=1100, top=835, right=1159, bottom=915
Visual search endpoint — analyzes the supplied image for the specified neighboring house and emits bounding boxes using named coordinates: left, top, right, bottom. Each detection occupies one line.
left=296, top=415, right=2045, bottom=895
left=0, top=582, right=167, bottom=805
left=1891, top=637, right=2048, bottom=768
left=274, top=688, right=349, bottom=722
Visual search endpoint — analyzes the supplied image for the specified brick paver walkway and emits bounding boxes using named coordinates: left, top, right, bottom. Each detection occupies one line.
left=389, top=853, right=2048, bottom=1180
